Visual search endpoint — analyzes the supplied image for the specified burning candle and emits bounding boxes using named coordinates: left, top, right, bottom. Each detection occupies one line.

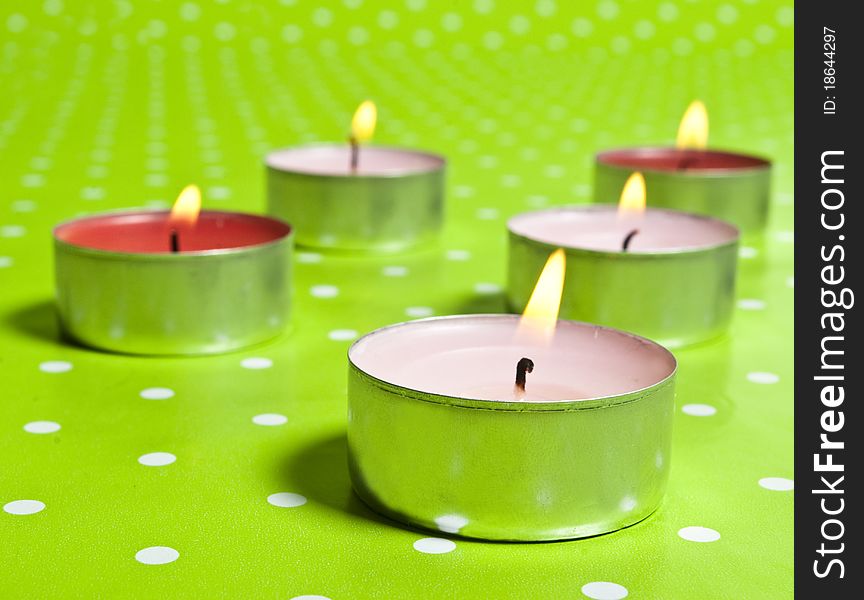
left=507, top=173, right=739, bottom=347
left=266, top=101, right=446, bottom=252
left=347, top=254, right=677, bottom=541
left=53, top=185, right=293, bottom=355
left=594, top=100, right=772, bottom=232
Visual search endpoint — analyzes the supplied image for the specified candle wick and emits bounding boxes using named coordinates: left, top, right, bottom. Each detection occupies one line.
left=677, top=151, right=698, bottom=171
left=170, top=229, right=180, bottom=253
left=622, top=229, right=639, bottom=252
left=514, top=357, right=535, bottom=395
left=349, top=136, right=359, bottom=173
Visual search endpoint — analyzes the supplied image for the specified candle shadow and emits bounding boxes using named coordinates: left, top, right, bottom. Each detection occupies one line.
left=284, top=433, right=417, bottom=533
left=3, top=299, right=67, bottom=344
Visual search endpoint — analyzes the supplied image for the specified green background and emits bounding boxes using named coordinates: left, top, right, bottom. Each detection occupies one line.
left=1, top=1, right=793, bottom=598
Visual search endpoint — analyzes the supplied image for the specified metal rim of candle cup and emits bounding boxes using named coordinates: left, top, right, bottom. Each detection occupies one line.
left=266, top=144, right=446, bottom=252
left=53, top=210, right=293, bottom=259
left=596, top=146, right=772, bottom=177
left=347, top=314, right=677, bottom=541
left=53, top=210, right=294, bottom=356
left=347, top=314, right=678, bottom=412
left=265, top=143, right=447, bottom=180
left=506, top=205, right=740, bottom=258
left=506, top=206, right=739, bottom=348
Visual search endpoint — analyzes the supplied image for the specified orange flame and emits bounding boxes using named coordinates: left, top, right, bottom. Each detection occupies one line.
left=517, top=248, right=566, bottom=344
left=617, top=172, right=646, bottom=217
left=169, top=184, right=202, bottom=227
left=675, top=100, right=708, bottom=149
left=351, top=100, right=377, bottom=143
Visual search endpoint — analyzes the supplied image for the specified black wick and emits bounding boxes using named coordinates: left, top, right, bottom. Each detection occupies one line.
left=677, top=152, right=699, bottom=171
left=349, top=136, right=359, bottom=172
left=170, top=229, right=180, bottom=253
left=515, top=357, right=535, bottom=394
left=622, top=229, right=639, bottom=252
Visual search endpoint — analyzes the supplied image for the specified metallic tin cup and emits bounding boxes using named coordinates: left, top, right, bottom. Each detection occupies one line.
left=347, top=315, right=677, bottom=542
left=53, top=210, right=293, bottom=356
left=266, top=144, right=446, bottom=252
left=507, top=206, right=739, bottom=348
left=594, top=147, right=772, bottom=232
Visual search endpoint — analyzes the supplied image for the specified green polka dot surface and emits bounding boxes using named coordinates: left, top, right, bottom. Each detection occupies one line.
left=1, top=1, right=792, bottom=598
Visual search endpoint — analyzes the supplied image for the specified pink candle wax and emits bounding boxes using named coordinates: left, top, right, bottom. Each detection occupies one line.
left=266, top=145, right=444, bottom=177
left=348, top=315, right=676, bottom=403
left=54, top=210, right=291, bottom=254
left=508, top=206, right=738, bottom=254
left=597, top=147, right=770, bottom=173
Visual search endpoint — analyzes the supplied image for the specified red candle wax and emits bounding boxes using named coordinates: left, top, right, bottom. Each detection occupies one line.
left=55, top=211, right=291, bottom=254
left=597, top=147, right=770, bottom=172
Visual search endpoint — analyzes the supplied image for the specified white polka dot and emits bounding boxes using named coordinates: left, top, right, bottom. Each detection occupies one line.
left=634, top=19, right=655, bottom=39
left=747, top=372, right=779, bottom=384
left=213, top=22, right=235, bottom=41
left=682, top=404, right=717, bottom=417
left=39, top=361, right=72, bottom=373
left=241, top=357, right=272, bottom=370
left=310, top=285, right=339, bottom=298
left=759, top=477, right=794, bottom=491
left=135, top=546, right=179, bottom=565
left=296, top=252, right=322, bottom=264
left=446, top=249, right=471, bottom=261
left=180, top=2, right=201, bottom=21
left=405, top=306, right=434, bottom=318
left=23, top=421, right=61, bottom=434
left=474, top=282, right=501, bottom=295
left=44, top=0, right=63, bottom=17
left=582, top=581, right=629, bottom=600
left=252, top=413, right=287, bottom=426
left=312, top=7, right=333, bottom=26
left=290, top=596, right=331, bottom=600
left=476, top=208, right=499, bottom=220
left=737, top=299, right=765, bottom=310
left=0, top=256, right=12, bottom=268
left=678, top=526, right=721, bottom=542
left=786, top=276, right=794, bottom=288
left=413, top=537, right=456, bottom=554
left=377, top=10, right=398, bottom=29
left=382, top=265, right=408, bottom=277
left=434, top=515, right=468, bottom=534
left=572, top=17, right=593, bottom=37
left=3, top=500, right=45, bottom=515
left=22, top=174, right=45, bottom=187
left=138, top=452, right=176, bottom=467
left=6, top=13, right=28, bottom=33
left=453, top=185, right=474, bottom=198
left=658, top=2, right=679, bottom=21
left=328, top=329, right=357, bottom=341
left=267, top=492, right=307, bottom=507
left=140, top=387, right=175, bottom=400
left=11, top=199, right=36, bottom=212
left=755, top=24, right=776, bottom=44
left=774, top=231, right=794, bottom=243
left=716, top=4, right=738, bottom=25
left=739, top=246, right=758, bottom=259
left=0, top=225, right=26, bottom=238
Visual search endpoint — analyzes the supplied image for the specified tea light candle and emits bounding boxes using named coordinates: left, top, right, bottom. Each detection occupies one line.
left=593, top=101, right=772, bottom=232
left=508, top=174, right=739, bottom=347
left=53, top=186, right=293, bottom=355
left=348, top=314, right=677, bottom=541
left=266, top=101, right=445, bottom=252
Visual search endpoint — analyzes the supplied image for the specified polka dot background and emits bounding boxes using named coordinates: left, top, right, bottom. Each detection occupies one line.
left=1, top=1, right=792, bottom=597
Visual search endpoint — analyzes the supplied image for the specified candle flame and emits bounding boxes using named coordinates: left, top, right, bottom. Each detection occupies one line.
left=675, top=100, right=708, bottom=149
left=169, top=184, right=202, bottom=227
left=517, top=248, right=566, bottom=344
left=617, top=172, right=646, bottom=217
left=351, top=100, right=377, bottom=143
